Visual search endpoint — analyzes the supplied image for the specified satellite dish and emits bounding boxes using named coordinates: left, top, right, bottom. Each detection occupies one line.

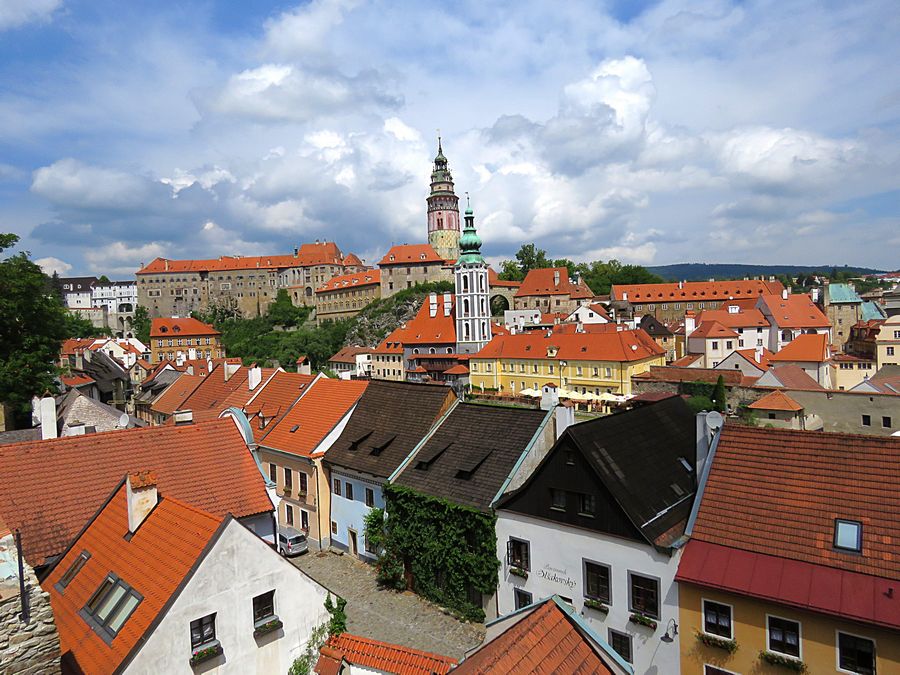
left=118, top=413, right=130, bottom=428
left=706, top=411, right=724, bottom=431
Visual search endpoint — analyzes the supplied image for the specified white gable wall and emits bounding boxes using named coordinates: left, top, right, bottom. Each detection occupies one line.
left=125, top=519, right=330, bottom=675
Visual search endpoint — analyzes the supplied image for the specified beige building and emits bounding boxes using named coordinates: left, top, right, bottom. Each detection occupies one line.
left=378, top=244, right=452, bottom=298
left=512, top=267, right=594, bottom=314
left=136, top=242, right=361, bottom=318
left=315, top=270, right=381, bottom=324
left=149, top=317, right=223, bottom=364
left=831, top=353, right=876, bottom=390
left=876, top=314, right=900, bottom=367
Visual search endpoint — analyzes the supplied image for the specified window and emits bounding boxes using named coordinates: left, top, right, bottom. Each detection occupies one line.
left=883, top=416, right=892, bottom=429
left=608, top=629, right=632, bottom=663
left=703, top=600, right=732, bottom=638
left=838, top=632, right=875, bottom=674
left=712, top=341, right=719, bottom=350
left=726, top=341, right=733, bottom=350
left=834, top=519, right=862, bottom=552
left=629, top=573, right=660, bottom=619
left=768, top=616, right=801, bottom=658
left=578, top=493, right=596, bottom=517
left=283, top=467, right=292, bottom=491
left=331, top=521, right=337, bottom=535
left=333, top=478, right=341, bottom=496
left=862, top=414, right=871, bottom=427
left=299, top=472, right=308, bottom=494
left=252, top=590, right=276, bottom=624
left=888, top=347, right=895, bottom=356
left=550, top=489, right=566, bottom=511
left=506, top=538, right=530, bottom=571
left=705, top=667, right=738, bottom=675
left=345, top=482, right=354, bottom=500
left=285, top=504, right=294, bottom=526
left=83, top=575, right=142, bottom=638
left=365, top=488, right=374, bottom=507
left=57, top=550, right=91, bottom=590
left=514, top=588, right=533, bottom=611
left=584, top=561, right=610, bottom=603
left=190, top=613, right=216, bottom=650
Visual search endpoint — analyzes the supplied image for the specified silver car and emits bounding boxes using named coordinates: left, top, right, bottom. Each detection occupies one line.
left=277, top=527, right=309, bottom=557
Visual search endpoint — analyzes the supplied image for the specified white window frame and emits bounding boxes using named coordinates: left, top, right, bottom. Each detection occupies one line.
left=701, top=597, right=734, bottom=640
left=766, top=613, right=803, bottom=661
left=703, top=666, right=740, bottom=675
left=835, top=628, right=877, bottom=675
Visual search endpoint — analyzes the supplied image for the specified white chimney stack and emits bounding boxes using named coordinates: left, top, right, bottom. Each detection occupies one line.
left=782, top=288, right=789, bottom=300
left=224, top=362, right=241, bottom=381
left=39, top=395, right=57, bottom=440
left=684, top=312, right=696, bottom=336
left=553, top=270, right=560, bottom=286
left=126, top=471, right=158, bottom=533
left=173, top=409, right=193, bottom=426
left=554, top=403, right=575, bottom=439
left=248, top=366, right=262, bottom=391
left=66, top=421, right=86, bottom=436
left=755, top=346, right=763, bottom=364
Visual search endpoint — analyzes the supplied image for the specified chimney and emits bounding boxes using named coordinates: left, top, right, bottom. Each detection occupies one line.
left=429, top=292, right=438, bottom=318
left=248, top=365, right=262, bottom=391
left=175, top=352, right=185, bottom=367
left=66, top=420, right=86, bottom=436
left=186, top=364, right=195, bottom=375
left=126, top=471, right=158, bottom=533
left=164, top=260, right=169, bottom=271
left=576, top=321, right=584, bottom=333
left=553, top=270, right=560, bottom=286
left=293, top=246, right=299, bottom=258
left=622, top=292, right=628, bottom=301
left=678, top=280, right=684, bottom=289
left=684, top=311, right=696, bottom=336
left=782, top=288, right=789, bottom=300
left=755, top=345, right=763, bottom=363
left=554, top=403, right=575, bottom=439
left=695, top=411, right=723, bottom=484
left=173, top=409, right=193, bottom=426
left=224, top=362, right=241, bottom=381
left=39, top=395, right=57, bottom=440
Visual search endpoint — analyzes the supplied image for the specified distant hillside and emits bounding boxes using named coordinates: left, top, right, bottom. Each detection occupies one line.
left=646, top=263, right=885, bottom=281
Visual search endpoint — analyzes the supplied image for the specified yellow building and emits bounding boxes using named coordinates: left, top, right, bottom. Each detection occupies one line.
left=831, top=353, right=876, bottom=390
left=149, top=317, right=223, bottom=364
left=875, top=314, right=900, bottom=368
left=678, top=423, right=900, bottom=675
left=468, top=327, right=665, bottom=396
left=315, top=269, right=381, bottom=324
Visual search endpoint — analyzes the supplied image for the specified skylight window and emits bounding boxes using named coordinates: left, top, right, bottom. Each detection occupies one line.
left=290, top=424, right=300, bottom=433
left=83, top=575, right=142, bottom=640
left=834, top=519, right=862, bottom=552
left=57, top=550, right=91, bottom=591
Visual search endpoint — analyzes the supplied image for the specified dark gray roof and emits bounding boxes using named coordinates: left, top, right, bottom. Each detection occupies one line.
left=135, top=369, right=182, bottom=404
left=323, top=381, right=455, bottom=479
left=393, top=403, right=549, bottom=512
left=77, top=350, right=128, bottom=394
left=59, top=276, right=98, bottom=290
left=640, top=314, right=673, bottom=337
left=565, top=396, right=696, bottom=545
left=0, top=428, right=41, bottom=446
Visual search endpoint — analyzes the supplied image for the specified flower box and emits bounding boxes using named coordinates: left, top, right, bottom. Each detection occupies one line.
left=628, top=612, right=658, bottom=630
left=759, top=650, right=806, bottom=672
left=583, top=598, right=609, bottom=613
left=189, top=642, right=222, bottom=667
left=509, top=566, right=528, bottom=579
left=253, top=617, right=283, bottom=638
left=697, top=632, right=738, bottom=653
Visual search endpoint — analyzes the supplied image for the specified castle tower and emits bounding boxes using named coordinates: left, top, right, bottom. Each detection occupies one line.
left=455, top=199, right=492, bottom=354
left=427, top=137, right=461, bottom=261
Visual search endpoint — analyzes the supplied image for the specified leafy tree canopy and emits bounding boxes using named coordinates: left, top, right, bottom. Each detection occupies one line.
left=132, top=305, right=151, bottom=344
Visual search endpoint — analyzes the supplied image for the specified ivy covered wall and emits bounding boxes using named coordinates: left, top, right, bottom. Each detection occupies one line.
left=372, top=484, right=499, bottom=622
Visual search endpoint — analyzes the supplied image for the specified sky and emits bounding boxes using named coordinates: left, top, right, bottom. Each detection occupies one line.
left=1, top=0, right=899, bottom=278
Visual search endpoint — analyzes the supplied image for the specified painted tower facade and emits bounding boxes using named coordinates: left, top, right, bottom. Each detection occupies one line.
left=427, top=138, right=461, bottom=262
left=455, top=204, right=492, bottom=354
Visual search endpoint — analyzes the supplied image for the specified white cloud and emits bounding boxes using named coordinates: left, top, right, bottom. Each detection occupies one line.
left=35, top=256, right=71, bottom=275
left=263, top=0, right=361, bottom=59
left=0, top=0, right=60, bottom=31
left=84, top=241, right=168, bottom=276
left=31, top=159, right=156, bottom=208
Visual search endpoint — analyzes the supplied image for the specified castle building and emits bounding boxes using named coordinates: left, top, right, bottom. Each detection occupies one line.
left=455, top=204, right=492, bottom=354
left=427, top=138, right=461, bottom=262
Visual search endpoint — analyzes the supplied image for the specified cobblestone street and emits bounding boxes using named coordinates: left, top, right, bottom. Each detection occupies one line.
left=290, top=550, right=485, bottom=660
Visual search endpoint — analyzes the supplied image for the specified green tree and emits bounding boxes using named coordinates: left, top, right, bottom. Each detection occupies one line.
left=711, top=375, right=727, bottom=413
left=132, top=305, right=151, bottom=344
left=97, top=274, right=110, bottom=283
left=498, top=243, right=551, bottom=281
left=0, top=234, right=71, bottom=425
left=324, top=594, right=347, bottom=636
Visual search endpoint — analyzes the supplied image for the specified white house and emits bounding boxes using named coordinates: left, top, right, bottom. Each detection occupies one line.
left=566, top=303, right=611, bottom=325
left=493, top=397, right=712, bottom=674
left=46, top=472, right=332, bottom=675
left=756, top=292, right=831, bottom=352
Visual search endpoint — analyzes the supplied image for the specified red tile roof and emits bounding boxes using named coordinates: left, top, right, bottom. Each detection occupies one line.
left=670, top=353, right=703, bottom=367
left=137, top=242, right=344, bottom=274
left=150, top=317, right=219, bottom=338
left=695, top=307, right=769, bottom=328
left=316, top=269, right=381, bottom=293
left=376, top=296, right=457, bottom=350
left=342, top=252, right=363, bottom=266
left=150, top=374, right=203, bottom=415
left=316, top=633, right=456, bottom=675
left=612, top=279, right=784, bottom=302
left=769, top=333, right=830, bottom=362
left=455, top=599, right=616, bottom=674
left=633, top=365, right=744, bottom=385
left=689, top=320, right=739, bottom=339
left=514, top=267, right=594, bottom=299
left=473, top=329, right=664, bottom=362
left=328, top=346, right=374, bottom=364
left=748, top=389, right=803, bottom=411
left=759, top=293, right=830, bottom=329
left=443, top=363, right=469, bottom=375
left=732, top=348, right=775, bottom=370
left=0, top=419, right=271, bottom=566
left=378, top=244, right=445, bottom=266
left=61, top=338, right=98, bottom=356
left=487, top=267, right=521, bottom=288
left=46, top=482, right=222, bottom=675
left=757, top=364, right=825, bottom=390
left=260, top=378, right=368, bottom=457
left=61, top=373, right=96, bottom=387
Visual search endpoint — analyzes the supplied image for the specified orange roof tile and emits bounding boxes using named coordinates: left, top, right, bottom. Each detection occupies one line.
left=759, top=293, right=830, bottom=329
left=245, top=371, right=316, bottom=442
left=514, top=267, right=594, bottom=299
left=770, top=333, right=830, bottom=362
left=689, top=320, right=739, bottom=339
left=612, top=279, right=784, bottom=302
left=0, top=419, right=271, bottom=567
left=380, top=295, right=457, bottom=347
left=455, top=599, right=616, bottom=674
left=378, top=244, right=445, bottom=266
left=151, top=374, right=203, bottom=415
left=748, top=389, right=804, bottom=411
left=316, top=269, right=381, bottom=293
left=61, top=338, right=98, bottom=355
left=317, top=633, right=456, bottom=675
left=260, top=378, right=369, bottom=457
left=634, top=365, right=744, bottom=385
left=443, top=363, right=469, bottom=375
left=328, top=346, right=374, bottom=364
left=692, top=423, right=900, bottom=579
left=150, top=317, right=220, bottom=338
left=137, top=242, right=344, bottom=275
left=732, top=348, right=775, bottom=370
left=342, top=252, right=363, bottom=266
left=46, top=482, right=222, bottom=675
left=61, top=373, right=96, bottom=387
left=671, top=353, right=703, bottom=367
left=473, top=329, right=664, bottom=363
left=487, top=267, right=521, bottom=288
left=695, top=307, right=769, bottom=328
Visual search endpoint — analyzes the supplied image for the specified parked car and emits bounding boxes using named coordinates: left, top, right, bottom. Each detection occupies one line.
left=277, top=527, right=309, bottom=556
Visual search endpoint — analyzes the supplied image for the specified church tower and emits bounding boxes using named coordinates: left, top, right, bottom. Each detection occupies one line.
left=427, top=137, right=461, bottom=261
left=455, top=199, right=492, bottom=354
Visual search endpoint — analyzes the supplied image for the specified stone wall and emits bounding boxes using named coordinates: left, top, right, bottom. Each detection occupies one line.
left=0, top=535, right=60, bottom=675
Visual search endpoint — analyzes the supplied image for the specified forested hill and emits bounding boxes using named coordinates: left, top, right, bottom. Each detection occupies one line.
left=646, top=263, right=884, bottom=281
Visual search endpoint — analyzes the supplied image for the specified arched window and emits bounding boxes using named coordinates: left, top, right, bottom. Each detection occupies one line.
left=446, top=347, right=453, bottom=354
left=413, top=348, right=419, bottom=354
left=480, top=298, right=486, bottom=315
left=478, top=275, right=485, bottom=292
left=462, top=275, right=469, bottom=292
left=481, top=321, right=487, bottom=336
left=429, top=348, right=436, bottom=354
left=463, top=298, right=470, bottom=315
left=463, top=324, right=470, bottom=340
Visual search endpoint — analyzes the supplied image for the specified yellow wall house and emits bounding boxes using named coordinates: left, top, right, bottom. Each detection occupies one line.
left=677, top=424, right=900, bottom=675
left=875, top=314, right=900, bottom=368
left=468, top=327, right=665, bottom=396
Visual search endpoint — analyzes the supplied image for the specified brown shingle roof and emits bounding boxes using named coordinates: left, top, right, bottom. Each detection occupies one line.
left=633, top=365, right=743, bottom=386
left=0, top=419, right=271, bottom=567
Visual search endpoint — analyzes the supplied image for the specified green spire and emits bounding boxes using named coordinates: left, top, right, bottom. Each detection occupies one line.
left=431, top=135, right=452, bottom=185
left=456, top=193, right=484, bottom=265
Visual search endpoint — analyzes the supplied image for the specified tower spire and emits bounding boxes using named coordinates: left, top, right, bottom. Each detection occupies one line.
left=457, top=197, right=483, bottom=264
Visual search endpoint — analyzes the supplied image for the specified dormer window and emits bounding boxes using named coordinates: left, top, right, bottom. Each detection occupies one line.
left=834, top=519, right=862, bottom=552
